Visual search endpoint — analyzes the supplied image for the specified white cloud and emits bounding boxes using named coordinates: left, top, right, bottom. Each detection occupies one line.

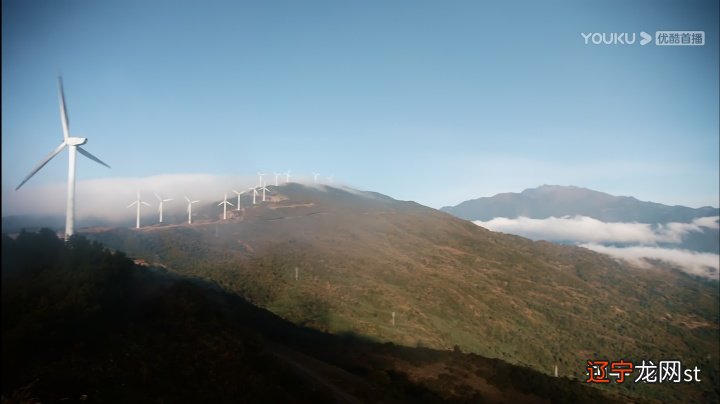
left=473, top=216, right=719, bottom=245
left=1, top=174, right=349, bottom=222
left=472, top=215, right=719, bottom=279
left=3, top=174, right=255, bottom=221
left=580, top=243, right=719, bottom=280
left=689, top=216, right=720, bottom=229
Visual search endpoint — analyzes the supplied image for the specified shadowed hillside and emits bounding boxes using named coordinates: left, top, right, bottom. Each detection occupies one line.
left=2, top=230, right=633, bottom=403
left=82, top=184, right=720, bottom=403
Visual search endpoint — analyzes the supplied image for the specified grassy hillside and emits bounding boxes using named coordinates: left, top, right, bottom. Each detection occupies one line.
left=2, top=230, right=631, bottom=403
left=84, top=184, right=720, bottom=403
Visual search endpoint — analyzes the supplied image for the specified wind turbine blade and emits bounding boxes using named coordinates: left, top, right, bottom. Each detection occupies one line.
left=192, top=200, right=200, bottom=203
left=15, top=142, right=67, bottom=190
left=58, top=77, right=70, bottom=141
left=184, top=196, right=191, bottom=202
left=218, top=201, right=223, bottom=206
left=228, top=201, right=234, bottom=206
left=164, top=198, right=173, bottom=202
left=141, top=201, right=151, bottom=207
left=77, top=146, right=110, bottom=168
left=127, top=201, right=138, bottom=208
left=154, top=192, right=162, bottom=201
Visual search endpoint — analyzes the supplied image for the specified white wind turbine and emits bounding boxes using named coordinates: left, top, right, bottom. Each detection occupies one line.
left=284, top=170, right=292, bottom=184
left=184, top=196, right=200, bottom=224
left=312, top=172, right=320, bottom=184
left=15, top=77, right=110, bottom=240
left=257, top=172, right=266, bottom=187
left=232, top=189, right=246, bottom=210
left=217, top=193, right=234, bottom=220
left=249, top=186, right=259, bottom=205
left=154, top=192, right=173, bottom=223
left=273, top=172, right=281, bottom=186
left=127, top=190, right=151, bottom=229
left=259, top=179, right=270, bottom=202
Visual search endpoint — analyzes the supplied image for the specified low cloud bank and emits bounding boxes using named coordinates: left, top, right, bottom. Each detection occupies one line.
left=2, top=174, right=347, bottom=222
left=474, top=215, right=719, bottom=279
left=473, top=215, right=718, bottom=245
left=581, top=243, right=719, bottom=279
left=4, top=174, right=266, bottom=221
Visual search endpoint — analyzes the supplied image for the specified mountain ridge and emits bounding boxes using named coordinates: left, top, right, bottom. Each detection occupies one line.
left=83, top=183, right=719, bottom=403
left=441, top=185, right=718, bottom=223
left=5, top=230, right=633, bottom=402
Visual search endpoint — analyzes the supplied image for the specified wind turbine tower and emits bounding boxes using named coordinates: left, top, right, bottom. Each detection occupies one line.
left=15, top=77, right=110, bottom=240
left=184, top=196, right=200, bottom=224
left=273, top=172, right=281, bottom=186
left=257, top=172, right=266, bottom=187
left=285, top=170, right=291, bottom=184
left=312, top=172, right=320, bottom=184
left=232, top=189, right=246, bottom=210
left=154, top=192, right=173, bottom=223
left=127, top=190, right=151, bottom=229
left=217, top=193, right=234, bottom=220
left=260, top=179, right=270, bottom=202
left=249, top=187, right=259, bottom=205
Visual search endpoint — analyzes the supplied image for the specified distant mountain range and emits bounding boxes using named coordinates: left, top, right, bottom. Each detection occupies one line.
left=441, top=185, right=719, bottom=223
left=1, top=214, right=119, bottom=235
left=441, top=185, right=719, bottom=254
left=81, top=183, right=719, bottom=403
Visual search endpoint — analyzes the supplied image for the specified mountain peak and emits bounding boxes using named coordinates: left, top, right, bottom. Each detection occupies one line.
left=442, top=185, right=719, bottom=224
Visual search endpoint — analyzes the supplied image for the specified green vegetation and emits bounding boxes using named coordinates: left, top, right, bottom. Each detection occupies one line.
left=2, top=230, right=329, bottom=402
left=82, top=185, right=719, bottom=402
left=2, top=230, right=632, bottom=402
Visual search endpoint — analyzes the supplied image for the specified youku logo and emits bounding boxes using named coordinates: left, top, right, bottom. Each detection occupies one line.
left=581, top=32, right=653, bottom=45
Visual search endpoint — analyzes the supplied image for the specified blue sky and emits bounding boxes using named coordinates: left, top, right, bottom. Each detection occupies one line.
left=2, top=0, right=718, bottom=217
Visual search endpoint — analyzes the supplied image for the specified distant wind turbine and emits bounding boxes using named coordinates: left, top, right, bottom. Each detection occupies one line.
left=257, top=172, right=266, bottom=187
left=260, top=179, right=270, bottom=202
left=15, top=77, right=110, bottom=240
left=154, top=192, right=173, bottom=223
left=285, top=170, right=292, bottom=184
left=217, top=193, right=234, bottom=220
left=312, top=172, right=319, bottom=184
left=249, top=187, right=259, bottom=205
left=127, top=190, right=151, bottom=229
left=232, top=189, right=246, bottom=210
left=184, top=196, right=200, bottom=224
left=273, top=173, right=281, bottom=186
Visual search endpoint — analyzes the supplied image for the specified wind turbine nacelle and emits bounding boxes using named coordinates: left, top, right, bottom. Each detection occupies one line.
left=65, top=137, right=88, bottom=146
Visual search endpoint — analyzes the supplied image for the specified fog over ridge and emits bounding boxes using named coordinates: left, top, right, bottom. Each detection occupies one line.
left=474, top=215, right=720, bottom=279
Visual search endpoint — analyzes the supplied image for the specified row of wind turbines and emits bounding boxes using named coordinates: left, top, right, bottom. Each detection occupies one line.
left=126, top=172, right=291, bottom=228
left=14, top=77, right=337, bottom=237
